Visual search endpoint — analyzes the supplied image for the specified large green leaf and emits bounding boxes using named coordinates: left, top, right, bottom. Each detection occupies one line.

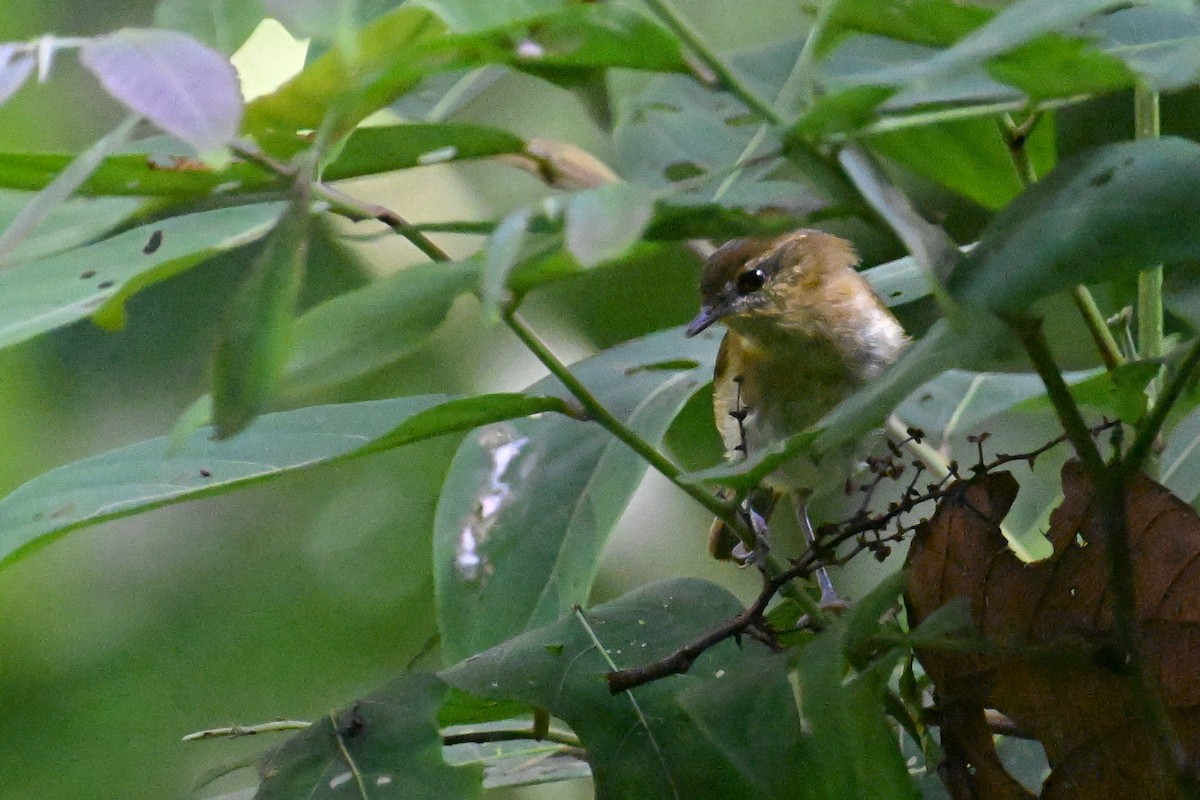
left=442, top=578, right=805, bottom=800
left=246, top=4, right=684, bottom=156
left=0, top=393, right=569, bottom=567
left=951, top=137, right=1200, bottom=312
left=283, top=259, right=480, bottom=400
left=211, top=198, right=309, bottom=438
left=255, top=672, right=481, bottom=799
left=0, top=203, right=284, bottom=350
left=0, top=123, right=526, bottom=197
left=433, top=327, right=718, bottom=663
left=1083, top=7, right=1200, bottom=91
left=868, top=116, right=1055, bottom=210
left=0, top=191, right=140, bottom=263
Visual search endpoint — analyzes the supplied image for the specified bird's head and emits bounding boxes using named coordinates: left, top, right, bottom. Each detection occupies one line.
left=684, top=229, right=861, bottom=338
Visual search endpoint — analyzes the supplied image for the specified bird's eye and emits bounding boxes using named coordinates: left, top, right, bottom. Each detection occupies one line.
left=736, top=268, right=767, bottom=294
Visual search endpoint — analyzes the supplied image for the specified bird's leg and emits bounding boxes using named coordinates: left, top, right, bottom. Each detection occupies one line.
left=730, top=504, right=772, bottom=566
left=795, top=499, right=847, bottom=609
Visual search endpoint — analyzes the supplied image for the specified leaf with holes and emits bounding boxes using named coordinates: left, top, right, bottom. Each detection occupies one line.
left=433, top=327, right=718, bottom=663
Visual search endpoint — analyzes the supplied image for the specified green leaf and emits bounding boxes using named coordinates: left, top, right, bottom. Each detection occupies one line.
left=324, top=123, right=526, bottom=177
left=1082, top=6, right=1200, bottom=92
left=823, top=0, right=992, bottom=51
left=896, top=367, right=1099, bottom=442
left=0, top=202, right=283, bottom=350
left=442, top=578, right=804, bottom=800
left=843, top=570, right=908, bottom=668
left=0, top=393, right=569, bottom=567
left=868, top=116, right=1055, bottom=210
left=1162, top=406, right=1200, bottom=503
left=442, top=724, right=590, bottom=788
left=868, top=0, right=1140, bottom=90
left=246, top=4, right=684, bottom=156
left=256, top=672, right=481, bottom=799
left=283, top=259, right=480, bottom=399
left=480, top=206, right=533, bottom=318
left=951, top=138, right=1200, bottom=312
left=1016, top=361, right=1160, bottom=423
left=0, top=116, right=140, bottom=266
left=433, top=328, right=718, bottom=663
left=0, top=123, right=524, bottom=197
left=0, top=191, right=139, bottom=263
left=153, top=0, right=268, bottom=54
left=412, top=0, right=565, bottom=32
left=211, top=199, right=309, bottom=438
left=563, top=183, right=655, bottom=267
left=794, top=618, right=920, bottom=800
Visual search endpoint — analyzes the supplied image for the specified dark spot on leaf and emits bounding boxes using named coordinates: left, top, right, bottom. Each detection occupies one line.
left=80, top=270, right=96, bottom=279
left=663, top=161, right=705, bottom=182
left=1122, top=156, right=1134, bottom=167
left=724, top=113, right=756, bottom=126
left=890, top=290, right=903, bottom=297
left=919, top=392, right=934, bottom=403
left=1090, top=168, right=1115, bottom=187
left=642, top=102, right=681, bottom=114
left=544, top=643, right=564, bottom=656
left=199, top=469, right=212, bottom=478
left=97, top=281, right=114, bottom=290
left=143, top=229, right=163, bottom=255
left=48, top=502, right=76, bottom=520
left=340, top=705, right=365, bottom=738
left=625, top=358, right=700, bottom=376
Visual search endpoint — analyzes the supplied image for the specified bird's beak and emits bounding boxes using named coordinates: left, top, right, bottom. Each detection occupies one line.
left=685, top=305, right=722, bottom=337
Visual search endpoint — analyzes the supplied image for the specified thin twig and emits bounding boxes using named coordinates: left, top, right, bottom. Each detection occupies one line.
left=1006, top=315, right=1106, bottom=478
left=502, top=309, right=746, bottom=538
left=605, top=425, right=1108, bottom=693
left=182, top=719, right=312, bottom=741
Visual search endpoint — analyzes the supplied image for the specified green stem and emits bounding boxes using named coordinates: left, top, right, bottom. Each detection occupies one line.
left=230, top=141, right=453, bottom=264
left=641, top=0, right=783, bottom=126
left=1136, top=83, right=1165, bottom=371
left=1007, top=315, right=1105, bottom=478
left=998, top=117, right=1125, bottom=370
left=503, top=310, right=743, bottom=533
left=1072, top=285, right=1126, bottom=370
left=1135, top=84, right=1165, bottom=475
left=1122, top=337, right=1200, bottom=480
left=795, top=0, right=841, bottom=109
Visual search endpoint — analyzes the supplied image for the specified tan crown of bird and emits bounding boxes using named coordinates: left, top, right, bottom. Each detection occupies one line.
left=685, top=229, right=909, bottom=602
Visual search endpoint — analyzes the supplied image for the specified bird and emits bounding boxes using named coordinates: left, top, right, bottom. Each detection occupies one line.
left=685, top=229, right=909, bottom=604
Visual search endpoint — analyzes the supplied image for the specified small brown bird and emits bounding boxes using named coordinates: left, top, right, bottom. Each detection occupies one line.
left=686, top=230, right=909, bottom=602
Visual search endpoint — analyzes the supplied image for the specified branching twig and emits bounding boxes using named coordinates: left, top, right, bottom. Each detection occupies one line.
left=605, top=424, right=1116, bottom=693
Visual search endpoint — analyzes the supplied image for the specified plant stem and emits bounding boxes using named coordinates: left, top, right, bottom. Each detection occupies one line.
left=503, top=310, right=743, bottom=533
left=230, top=141, right=454, bottom=264
left=1072, top=285, right=1126, bottom=370
left=1122, top=337, right=1200, bottom=480
left=1007, top=315, right=1105, bottom=478
left=1136, top=83, right=1165, bottom=387
left=998, top=117, right=1125, bottom=370
left=641, top=0, right=783, bottom=126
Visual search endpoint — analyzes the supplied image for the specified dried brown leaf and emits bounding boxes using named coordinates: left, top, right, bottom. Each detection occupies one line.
left=906, top=463, right=1200, bottom=800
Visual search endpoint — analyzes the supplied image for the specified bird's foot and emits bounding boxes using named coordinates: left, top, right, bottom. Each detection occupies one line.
left=814, top=567, right=849, bottom=612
